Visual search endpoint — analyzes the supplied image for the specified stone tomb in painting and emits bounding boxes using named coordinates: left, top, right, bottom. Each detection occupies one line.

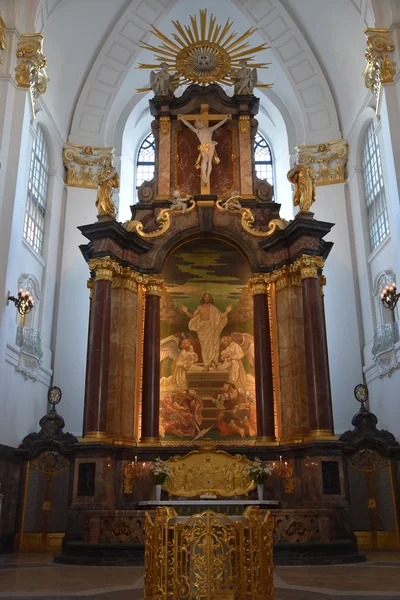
left=57, top=82, right=363, bottom=565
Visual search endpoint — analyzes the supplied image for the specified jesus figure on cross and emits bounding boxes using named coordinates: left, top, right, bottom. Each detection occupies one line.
left=178, top=113, right=230, bottom=186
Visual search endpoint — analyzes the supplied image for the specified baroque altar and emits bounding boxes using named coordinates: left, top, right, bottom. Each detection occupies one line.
left=56, top=9, right=362, bottom=567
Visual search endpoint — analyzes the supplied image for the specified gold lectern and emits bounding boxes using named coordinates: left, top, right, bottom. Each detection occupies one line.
left=144, top=506, right=274, bottom=600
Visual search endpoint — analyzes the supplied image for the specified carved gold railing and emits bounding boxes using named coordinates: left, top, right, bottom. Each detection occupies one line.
left=144, top=506, right=274, bottom=600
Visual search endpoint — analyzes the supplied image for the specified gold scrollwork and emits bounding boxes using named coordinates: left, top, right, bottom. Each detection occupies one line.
left=63, top=143, right=115, bottom=189
left=15, top=34, right=49, bottom=114
left=216, top=196, right=286, bottom=237
left=295, top=139, right=348, bottom=186
left=125, top=199, right=196, bottom=238
left=363, top=28, right=396, bottom=104
left=159, top=116, right=170, bottom=135
left=88, top=256, right=121, bottom=282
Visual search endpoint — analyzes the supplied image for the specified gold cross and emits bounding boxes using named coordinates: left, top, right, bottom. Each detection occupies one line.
left=180, top=104, right=228, bottom=194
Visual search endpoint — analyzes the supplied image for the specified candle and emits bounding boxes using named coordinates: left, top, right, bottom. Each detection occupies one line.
left=279, top=455, right=282, bottom=463
left=135, top=455, right=138, bottom=463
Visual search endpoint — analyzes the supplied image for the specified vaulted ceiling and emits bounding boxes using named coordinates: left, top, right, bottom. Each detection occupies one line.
left=15, top=0, right=383, bottom=148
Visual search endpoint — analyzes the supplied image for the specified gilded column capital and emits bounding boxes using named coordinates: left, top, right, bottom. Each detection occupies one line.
left=239, top=115, right=250, bottom=133
left=15, top=33, right=49, bottom=115
left=0, top=12, right=6, bottom=65
left=88, top=257, right=121, bottom=282
left=364, top=28, right=396, bottom=102
left=295, top=139, right=348, bottom=186
left=143, top=274, right=164, bottom=296
left=63, top=143, right=115, bottom=189
left=274, top=266, right=292, bottom=291
left=292, top=255, right=325, bottom=280
left=159, top=116, right=170, bottom=134
left=248, top=275, right=269, bottom=295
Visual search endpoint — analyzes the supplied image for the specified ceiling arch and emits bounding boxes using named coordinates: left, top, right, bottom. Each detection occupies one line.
left=68, top=0, right=342, bottom=149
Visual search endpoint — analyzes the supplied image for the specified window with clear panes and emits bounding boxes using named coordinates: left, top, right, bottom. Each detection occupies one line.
left=136, top=133, right=155, bottom=198
left=254, top=132, right=273, bottom=185
left=23, top=125, right=49, bottom=254
left=362, top=122, right=389, bottom=251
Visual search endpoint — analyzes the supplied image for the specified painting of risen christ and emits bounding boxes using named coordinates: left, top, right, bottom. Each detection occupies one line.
left=159, top=239, right=256, bottom=443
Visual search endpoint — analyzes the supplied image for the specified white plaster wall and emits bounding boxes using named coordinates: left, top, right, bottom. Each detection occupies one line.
left=312, top=184, right=364, bottom=434
left=52, top=186, right=97, bottom=437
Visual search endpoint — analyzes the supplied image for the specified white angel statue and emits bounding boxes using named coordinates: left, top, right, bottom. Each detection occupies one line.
left=150, top=62, right=179, bottom=97
left=232, top=60, right=257, bottom=95
left=169, top=190, right=193, bottom=214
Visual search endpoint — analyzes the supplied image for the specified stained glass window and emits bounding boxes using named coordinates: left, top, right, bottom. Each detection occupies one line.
left=254, top=132, right=273, bottom=185
left=23, top=125, right=49, bottom=255
left=136, top=133, right=155, bottom=195
left=362, top=122, right=389, bottom=251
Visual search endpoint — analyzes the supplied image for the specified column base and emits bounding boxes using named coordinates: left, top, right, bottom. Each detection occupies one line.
left=307, top=429, right=338, bottom=441
left=139, top=436, right=161, bottom=446
left=256, top=435, right=278, bottom=446
left=80, top=431, right=111, bottom=443
left=112, top=437, right=137, bottom=446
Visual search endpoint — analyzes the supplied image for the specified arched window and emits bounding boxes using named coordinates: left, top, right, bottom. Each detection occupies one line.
left=136, top=133, right=155, bottom=194
left=362, top=122, right=389, bottom=251
left=23, top=125, right=49, bottom=254
left=254, top=132, right=273, bottom=185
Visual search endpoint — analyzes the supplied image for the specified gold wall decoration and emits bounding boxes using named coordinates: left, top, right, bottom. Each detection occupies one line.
left=295, top=139, right=348, bottom=186
left=15, top=34, right=49, bottom=114
left=0, top=12, right=6, bottom=65
left=137, top=8, right=271, bottom=92
left=159, top=116, right=170, bottom=134
left=163, top=442, right=255, bottom=498
left=63, top=143, right=115, bottom=189
left=239, top=115, right=250, bottom=133
left=125, top=198, right=196, bottom=238
left=363, top=28, right=396, bottom=105
left=144, top=506, right=274, bottom=600
left=216, top=195, right=286, bottom=237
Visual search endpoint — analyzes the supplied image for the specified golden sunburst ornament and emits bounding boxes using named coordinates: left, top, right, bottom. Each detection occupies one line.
left=137, top=8, right=271, bottom=92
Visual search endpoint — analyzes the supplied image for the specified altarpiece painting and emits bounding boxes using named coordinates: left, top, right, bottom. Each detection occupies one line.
left=160, top=239, right=256, bottom=442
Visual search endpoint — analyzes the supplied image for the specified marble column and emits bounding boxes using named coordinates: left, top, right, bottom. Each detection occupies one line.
left=297, top=256, right=334, bottom=438
left=141, top=275, right=163, bottom=443
left=238, top=115, right=253, bottom=197
left=157, top=115, right=171, bottom=199
left=83, top=257, right=119, bottom=442
left=249, top=275, right=276, bottom=442
left=108, top=269, right=138, bottom=444
left=82, top=278, right=95, bottom=437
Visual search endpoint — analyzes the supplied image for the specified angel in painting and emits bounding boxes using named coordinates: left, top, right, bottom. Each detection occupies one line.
left=218, top=333, right=255, bottom=390
left=160, top=334, right=198, bottom=393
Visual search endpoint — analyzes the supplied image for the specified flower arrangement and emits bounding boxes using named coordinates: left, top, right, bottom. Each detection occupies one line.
left=149, top=457, right=171, bottom=485
left=244, top=458, right=273, bottom=484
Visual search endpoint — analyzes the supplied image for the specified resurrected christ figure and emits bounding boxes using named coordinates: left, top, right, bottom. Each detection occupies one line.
left=178, top=114, right=230, bottom=186
left=181, top=293, right=232, bottom=372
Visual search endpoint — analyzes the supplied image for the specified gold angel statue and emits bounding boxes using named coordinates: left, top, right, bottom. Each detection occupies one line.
left=95, top=159, right=119, bottom=218
left=287, top=163, right=316, bottom=213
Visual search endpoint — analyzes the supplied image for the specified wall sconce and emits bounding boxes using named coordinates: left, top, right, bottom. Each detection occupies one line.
left=7, top=288, right=34, bottom=322
left=381, top=283, right=399, bottom=310
left=123, top=456, right=146, bottom=494
left=272, top=456, right=294, bottom=494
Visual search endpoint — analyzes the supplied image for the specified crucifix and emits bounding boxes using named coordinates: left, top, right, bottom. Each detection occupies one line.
left=178, top=104, right=231, bottom=195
